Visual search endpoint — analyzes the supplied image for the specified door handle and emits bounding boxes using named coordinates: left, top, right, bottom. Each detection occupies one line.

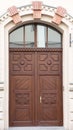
left=40, top=96, right=42, bottom=103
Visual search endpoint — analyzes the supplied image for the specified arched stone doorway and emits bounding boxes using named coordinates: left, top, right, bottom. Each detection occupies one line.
left=0, top=3, right=71, bottom=130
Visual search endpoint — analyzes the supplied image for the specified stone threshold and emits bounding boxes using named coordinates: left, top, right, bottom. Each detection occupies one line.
left=8, top=126, right=65, bottom=130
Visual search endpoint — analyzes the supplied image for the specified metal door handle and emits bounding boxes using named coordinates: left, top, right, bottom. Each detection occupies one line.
left=40, top=96, right=42, bottom=103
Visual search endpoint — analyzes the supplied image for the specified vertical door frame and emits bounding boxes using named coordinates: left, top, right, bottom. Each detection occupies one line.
left=2, top=14, right=69, bottom=129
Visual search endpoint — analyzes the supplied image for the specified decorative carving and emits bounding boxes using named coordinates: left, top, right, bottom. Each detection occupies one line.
left=15, top=92, right=30, bottom=105
left=25, top=55, right=32, bottom=61
left=40, top=76, right=56, bottom=90
left=9, top=48, right=62, bottom=126
left=51, top=64, right=59, bottom=71
left=15, top=108, right=31, bottom=121
left=15, top=76, right=33, bottom=90
left=8, top=6, right=22, bottom=24
left=40, top=107, right=57, bottom=120
left=51, top=53, right=59, bottom=61
left=13, top=64, right=21, bottom=71
left=56, top=6, right=67, bottom=17
left=13, top=53, right=20, bottom=60
left=52, top=14, right=63, bottom=25
left=52, top=6, right=67, bottom=25
left=38, top=51, right=61, bottom=75
left=39, top=64, right=48, bottom=71
left=39, top=76, right=61, bottom=122
left=42, top=93, right=56, bottom=105
left=47, top=60, right=52, bottom=65
left=39, top=54, right=48, bottom=61
left=0, top=4, right=72, bottom=25
left=32, top=1, right=42, bottom=10
left=8, top=6, right=18, bottom=16
left=10, top=74, right=34, bottom=125
left=10, top=51, right=34, bottom=74
left=20, top=60, right=25, bottom=65
left=32, top=1, right=42, bottom=19
left=10, top=48, right=62, bottom=52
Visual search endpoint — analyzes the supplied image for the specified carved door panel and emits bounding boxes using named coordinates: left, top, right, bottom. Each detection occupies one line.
left=9, top=50, right=35, bottom=126
left=9, top=49, right=63, bottom=126
left=37, top=50, right=63, bottom=126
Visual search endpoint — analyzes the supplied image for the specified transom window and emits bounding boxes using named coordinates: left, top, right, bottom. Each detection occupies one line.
left=9, top=24, right=62, bottom=48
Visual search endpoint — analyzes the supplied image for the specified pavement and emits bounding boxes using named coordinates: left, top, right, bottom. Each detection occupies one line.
left=9, top=127, right=65, bottom=130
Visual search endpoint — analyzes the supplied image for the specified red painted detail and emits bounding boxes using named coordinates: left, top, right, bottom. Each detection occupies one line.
left=8, top=6, right=18, bottom=16
left=52, top=14, right=62, bottom=25
left=8, top=6, right=22, bottom=24
left=32, top=1, right=42, bottom=10
left=32, top=1, right=42, bottom=19
left=52, top=6, right=67, bottom=25
left=12, top=14, right=22, bottom=24
left=56, top=6, right=67, bottom=17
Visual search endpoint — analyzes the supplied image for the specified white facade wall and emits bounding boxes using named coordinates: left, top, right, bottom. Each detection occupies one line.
left=0, top=1, right=73, bottom=130
left=68, top=48, right=73, bottom=130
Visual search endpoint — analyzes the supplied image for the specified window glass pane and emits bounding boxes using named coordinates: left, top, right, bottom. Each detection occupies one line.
left=37, top=25, right=46, bottom=48
left=10, top=27, right=24, bottom=48
left=48, top=28, right=62, bottom=48
left=25, top=25, right=34, bottom=48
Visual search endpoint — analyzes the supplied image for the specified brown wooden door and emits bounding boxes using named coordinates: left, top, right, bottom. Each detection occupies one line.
left=37, top=49, right=63, bottom=126
left=9, top=50, right=35, bottom=126
left=9, top=48, right=63, bottom=126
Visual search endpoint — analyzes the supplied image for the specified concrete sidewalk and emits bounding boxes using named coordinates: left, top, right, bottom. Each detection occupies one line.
left=9, top=127, right=65, bottom=130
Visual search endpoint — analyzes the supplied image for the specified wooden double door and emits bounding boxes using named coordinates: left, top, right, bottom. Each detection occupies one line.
left=9, top=48, right=63, bottom=126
